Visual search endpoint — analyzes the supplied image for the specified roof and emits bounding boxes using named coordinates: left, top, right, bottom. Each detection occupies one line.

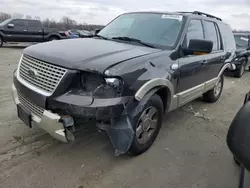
left=124, top=11, right=222, bottom=22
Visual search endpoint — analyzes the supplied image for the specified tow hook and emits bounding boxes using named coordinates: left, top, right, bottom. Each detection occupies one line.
left=60, top=116, right=75, bottom=141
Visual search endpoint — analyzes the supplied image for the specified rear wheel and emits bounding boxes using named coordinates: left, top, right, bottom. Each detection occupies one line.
left=129, top=94, right=163, bottom=155
left=203, top=75, right=224, bottom=103
left=49, top=36, right=59, bottom=41
left=235, top=59, right=246, bottom=78
left=0, top=36, right=3, bottom=47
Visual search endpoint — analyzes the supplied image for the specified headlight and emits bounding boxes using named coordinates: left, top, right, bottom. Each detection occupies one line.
left=78, top=72, right=123, bottom=98
left=94, top=77, right=123, bottom=98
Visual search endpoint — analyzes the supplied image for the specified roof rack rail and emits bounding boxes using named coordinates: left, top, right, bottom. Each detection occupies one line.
left=192, top=11, right=222, bottom=21
left=176, top=11, right=222, bottom=21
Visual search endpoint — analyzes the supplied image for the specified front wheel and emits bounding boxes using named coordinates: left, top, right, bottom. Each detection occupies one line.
left=49, top=36, right=59, bottom=41
left=203, top=75, right=224, bottom=103
left=129, top=94, right=163, bottom=155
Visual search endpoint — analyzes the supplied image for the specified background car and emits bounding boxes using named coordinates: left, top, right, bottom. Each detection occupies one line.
left=230, top=33, right=250, bottom=78
left=0, top=18, right=68, bottom=47
left=65, top=30, right=79, bottom=39
left=69, top=29, right=93, bottom=38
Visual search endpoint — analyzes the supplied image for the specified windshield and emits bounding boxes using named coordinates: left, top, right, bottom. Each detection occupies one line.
left=98, top=13, right=184, bottom=48
left=0, top=19, right=11, bottom=26
left=234, top=35, right=249, bottom=49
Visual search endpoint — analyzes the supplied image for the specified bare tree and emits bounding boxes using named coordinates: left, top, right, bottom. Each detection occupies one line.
left=0, top=11, right=104, bottom=31
left=0, top=12, right=11, bottom=22
left=34, top=16, right=41, bottom=20
left=12, top=13, right=23, bottom=19
left=26, top=15, right=32, bottom=19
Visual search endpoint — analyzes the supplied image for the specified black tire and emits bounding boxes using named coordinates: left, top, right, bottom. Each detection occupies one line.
left=0, top=36, right=3, bottom=47
left=235, top=60, right=246, bottom=78
left=128, top=94, right=163, bottom=156
left=203, top=75, right=224, bottom=103
left=49, top=36, right=59, bottom=41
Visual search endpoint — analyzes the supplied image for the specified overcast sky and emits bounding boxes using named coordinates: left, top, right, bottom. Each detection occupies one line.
left=0, top=0, right=250, bottom=30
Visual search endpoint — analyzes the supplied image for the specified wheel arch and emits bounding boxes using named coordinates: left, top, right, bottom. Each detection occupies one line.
left=135, top=78, right=174, bottom=112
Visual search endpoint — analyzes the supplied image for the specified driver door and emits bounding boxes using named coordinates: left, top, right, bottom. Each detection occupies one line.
left=177, top=19, right=210, bottom=93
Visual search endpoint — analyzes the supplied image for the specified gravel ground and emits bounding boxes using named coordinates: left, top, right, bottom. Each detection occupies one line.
left=0, top=44, right=248, bottom=188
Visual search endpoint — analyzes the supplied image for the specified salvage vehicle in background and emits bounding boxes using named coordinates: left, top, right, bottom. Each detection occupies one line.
left=0, top=19, right=68, bottom=47
left=230, top=33, right=250, bottom=78
left=12, top=11, right=236, bottom=156
left=65, top=30, right=80, bottom=39
left=69, top=29, right=93, bottom=38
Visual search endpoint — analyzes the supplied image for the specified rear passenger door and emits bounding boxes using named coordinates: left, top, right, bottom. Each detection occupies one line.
left=202, top=20, right=224, bottom=80
left=26, top=20, right=43, bottom=42
left=177, top=19, right=209, bottom=93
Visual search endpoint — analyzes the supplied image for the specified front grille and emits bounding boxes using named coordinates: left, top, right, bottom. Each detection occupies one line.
left=18, top=55, right=67, bottom=94
left=17, top=92, right=44, bottom=118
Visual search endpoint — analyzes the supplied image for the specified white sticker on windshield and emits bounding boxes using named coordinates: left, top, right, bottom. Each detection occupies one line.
left=162, top=14, right=183, bottom=21
left=241, top=37, right=249, bottom=42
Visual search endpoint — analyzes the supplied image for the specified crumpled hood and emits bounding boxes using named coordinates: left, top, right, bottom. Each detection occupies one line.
left=24, top=38, right=160, bottom=73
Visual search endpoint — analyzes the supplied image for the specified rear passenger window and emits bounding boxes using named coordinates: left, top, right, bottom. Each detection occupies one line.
left=185, top=19, right=204, bottom=47
left=218, top=23, right=236, bottom=51
left=203, top=21, right=219, bottom=51
left=28, top=21, right=42, bottom=30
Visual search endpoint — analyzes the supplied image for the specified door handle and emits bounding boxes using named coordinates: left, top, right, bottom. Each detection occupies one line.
left=23, top=30, right=27, bottom=32
left=201, top=60, right=207, bottom=65
left=221, top=56, right=226, bottom=61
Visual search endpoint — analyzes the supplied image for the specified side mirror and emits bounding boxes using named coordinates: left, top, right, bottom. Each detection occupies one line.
left=227, top=94, right=250, bottom=171
left=183, top=39, right=213, bottom=56
left=94, top=29, right=101, bottom=35
left=7, top=23, right=14, bottom=28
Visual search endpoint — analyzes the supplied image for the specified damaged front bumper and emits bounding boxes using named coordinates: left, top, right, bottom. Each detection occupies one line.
left=12, top=83, right=136, bottom=155
left=12, top=84, right=68, bottom=143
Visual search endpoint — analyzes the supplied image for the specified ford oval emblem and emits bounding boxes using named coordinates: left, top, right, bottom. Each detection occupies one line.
left=27, top=68, right=38, bottom=78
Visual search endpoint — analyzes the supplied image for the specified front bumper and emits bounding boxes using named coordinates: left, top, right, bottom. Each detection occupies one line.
left=12, top=75, right=133, bottom=142
left=12, top=84, right=67, bottom=142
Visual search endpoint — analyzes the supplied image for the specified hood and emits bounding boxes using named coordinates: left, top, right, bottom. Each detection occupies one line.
left=24, top=38, right=160, bottom=73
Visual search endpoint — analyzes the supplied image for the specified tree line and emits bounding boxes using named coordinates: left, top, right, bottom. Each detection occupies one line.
left=0, top=12, right=104, bottom=31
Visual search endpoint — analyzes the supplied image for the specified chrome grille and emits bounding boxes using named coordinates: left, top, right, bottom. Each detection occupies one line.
left=17, top=92, right=44, bottom=118
left=18, top=55, right=67, bottom=95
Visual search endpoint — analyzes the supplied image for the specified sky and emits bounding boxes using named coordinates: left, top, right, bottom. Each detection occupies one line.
left=0, top=0, right=250, bottom=30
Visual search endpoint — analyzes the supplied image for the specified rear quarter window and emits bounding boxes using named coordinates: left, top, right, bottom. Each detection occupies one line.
left=217, top=22, right=236, bottom=51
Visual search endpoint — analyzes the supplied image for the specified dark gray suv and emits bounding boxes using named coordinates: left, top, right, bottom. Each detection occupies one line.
left=12, top=11, right=236, bottom=155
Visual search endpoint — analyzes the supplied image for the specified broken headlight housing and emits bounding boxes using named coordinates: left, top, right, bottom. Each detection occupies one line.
left=79, top=72, right=123, bottom=98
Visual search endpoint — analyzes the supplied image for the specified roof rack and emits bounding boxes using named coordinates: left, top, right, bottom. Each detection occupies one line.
left=176, top=11, right=222, bottom=21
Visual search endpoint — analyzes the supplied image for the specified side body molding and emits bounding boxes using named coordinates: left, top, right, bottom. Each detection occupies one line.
left=135, top=63, right=231, bottom=112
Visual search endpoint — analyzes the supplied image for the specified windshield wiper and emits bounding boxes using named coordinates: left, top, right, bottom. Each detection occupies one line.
left=112, top=36, right=156, bottom=48
left=92, top=34, right=109, bottom=40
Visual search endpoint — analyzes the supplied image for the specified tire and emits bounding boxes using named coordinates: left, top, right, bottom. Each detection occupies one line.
left=128, top=94, right=163, bottom=156
left=235, top=60, right=246, bottom=78
left=0, top=36, right=3, bottom=47
left=203, top=75, right=224, bottom=103
left=49, top=36, right=59, bottom=41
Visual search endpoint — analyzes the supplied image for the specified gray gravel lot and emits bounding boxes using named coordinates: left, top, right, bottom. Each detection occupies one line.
left=0, top=44, right=248, bottom=188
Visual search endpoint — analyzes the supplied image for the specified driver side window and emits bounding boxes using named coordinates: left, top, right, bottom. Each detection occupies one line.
left=183, top=19, right=204, bottom=48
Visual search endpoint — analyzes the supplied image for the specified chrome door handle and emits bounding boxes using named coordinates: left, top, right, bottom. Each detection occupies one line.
left=201, top=60, right=207, bottom=65
left=23, top=30, right=27, bottom=32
